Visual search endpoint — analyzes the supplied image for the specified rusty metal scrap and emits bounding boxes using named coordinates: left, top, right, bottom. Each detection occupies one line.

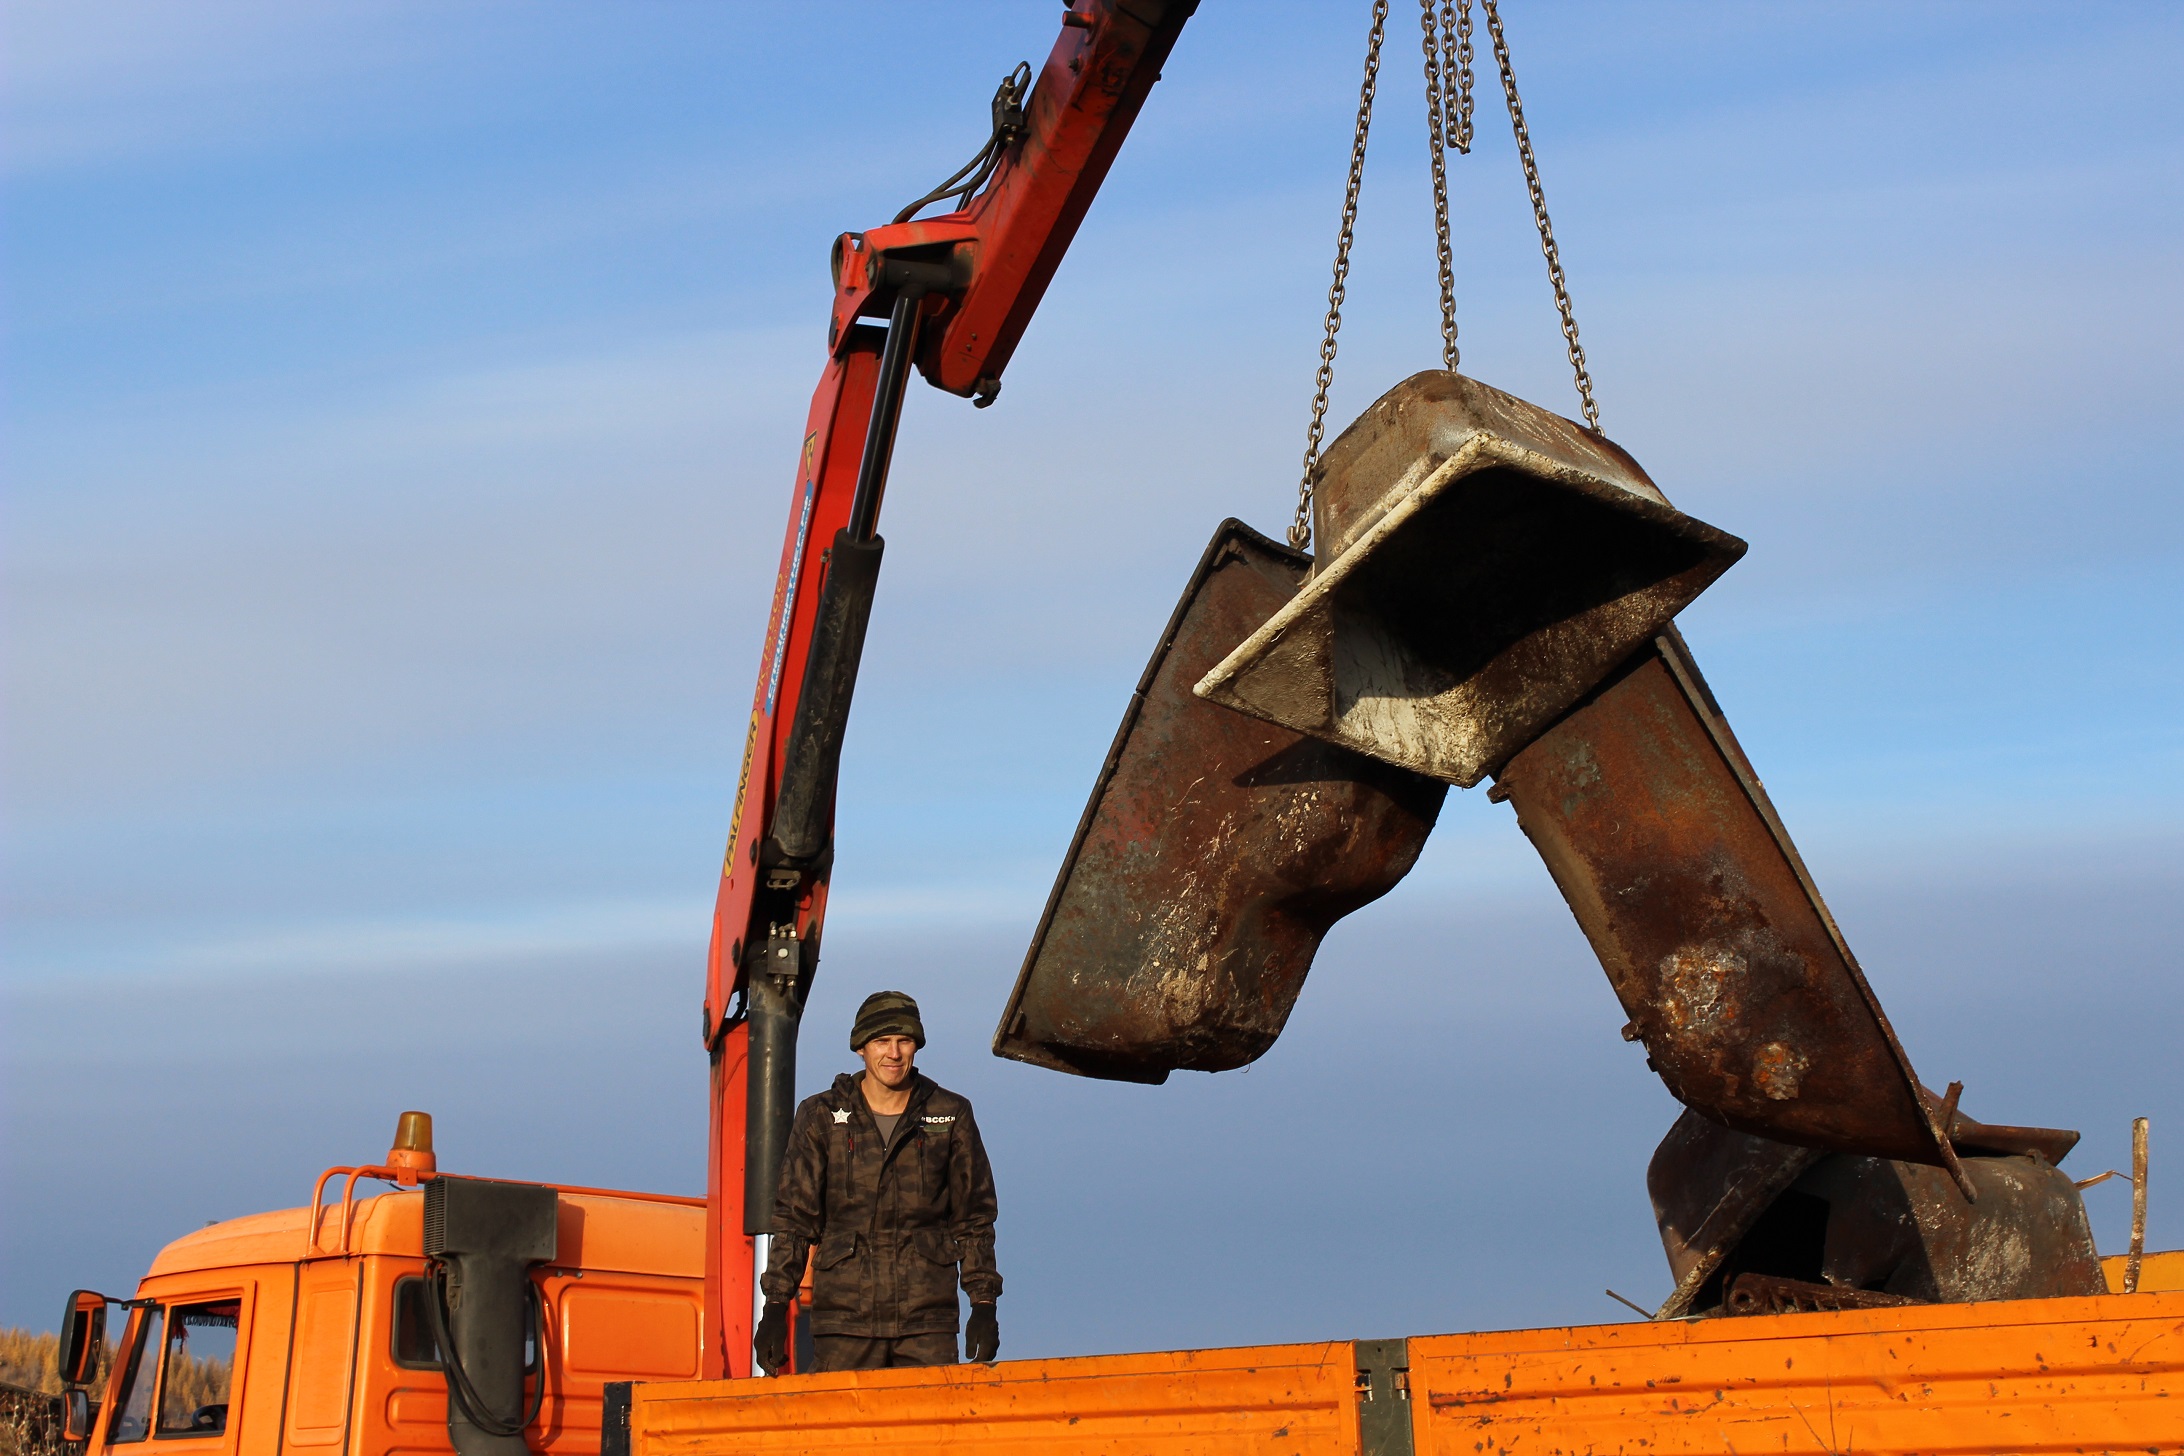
left=993, top=520, right=1445, bottom=1083
left=1797, top=1149, right=2106, bottom=1304
left=1198, top=371, right=1745, bottom=788
left=1724, top=1272, right=1923, bottom=1315
left=1940, top=1101, right=2081, bottom=1165
left=1497, top=631, right=1958, bottom=1171
left=2127, top=1115, right=2151, bottom=1293
left=1650, top=1108, right=2105, bottom=1319
left=1648, top=1107, right=1824, bottom=1317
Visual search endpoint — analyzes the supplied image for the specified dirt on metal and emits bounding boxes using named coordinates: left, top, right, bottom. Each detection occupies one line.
left=1496, top=632, right=1953, bottom=1168
left=1650, top=1107, right=2105, bottom=1319
left=1197, top=371, right=1745, bottom=787
left=993, top=520, right=1444, bottom=1083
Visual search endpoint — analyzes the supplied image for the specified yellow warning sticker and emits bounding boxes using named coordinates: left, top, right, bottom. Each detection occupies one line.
left=722, top=711, right=760, bottom=880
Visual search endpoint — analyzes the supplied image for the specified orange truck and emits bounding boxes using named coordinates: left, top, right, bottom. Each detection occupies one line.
left=44, top=4, right=2181, bottom=1454
left=50, top=1118, right=709, bottom=1456
left=46, top=1118, right=2184, bottom=1456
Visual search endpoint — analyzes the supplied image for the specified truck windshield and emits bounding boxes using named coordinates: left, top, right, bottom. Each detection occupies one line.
left=156, top=1302, right=239, bottom=1437
left=106, top=1306, right=163, bottom=1443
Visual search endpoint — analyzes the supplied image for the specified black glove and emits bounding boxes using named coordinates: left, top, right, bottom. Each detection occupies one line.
left=753, top=1301, right=790, bottom=1375
left=964, top=1302, right=999, bottom=1364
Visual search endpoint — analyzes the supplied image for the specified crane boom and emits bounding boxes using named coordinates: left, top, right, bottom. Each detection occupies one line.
left=700, top=0, right=1198, bottom=1378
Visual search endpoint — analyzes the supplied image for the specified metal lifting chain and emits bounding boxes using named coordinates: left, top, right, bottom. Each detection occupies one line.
left=1421, top=0, right=1474, bottom=371
left=1481, top=0, right=1600, bottom=430
left=1295, top=0, right=1600, bottom=550
left=1444, top=1, right=1475, bottom=154
left=1292, top=0, right=1388, bottom=553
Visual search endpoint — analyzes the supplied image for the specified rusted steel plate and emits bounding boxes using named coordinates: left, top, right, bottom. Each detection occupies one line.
left=1648, top=1108, right=2100, bottom=1318
left=1197, top=371, right=1745, bottom=787
left=1647, top=1107, right=1823, bottom=1317
left=1496, top=630, right=1951, bottom=1166
left=1797, top=1150, right=2106, bottom=1304
left=1944, top=1107, right=2080, bottom=1165
left=993, top=520, right=1445, bottom=1083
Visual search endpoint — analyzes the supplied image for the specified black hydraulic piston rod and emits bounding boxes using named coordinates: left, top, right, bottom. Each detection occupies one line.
left=742, top=923, right=807, bottom=1234
left=745, top=275, right=935, bottom=1236
left=766, top=281, right=928, bottom=870
left=846, top=283, right=930, bottom=543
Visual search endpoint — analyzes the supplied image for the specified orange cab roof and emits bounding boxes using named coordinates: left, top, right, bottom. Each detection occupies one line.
left=147, top=1181, right=703, bottom=1283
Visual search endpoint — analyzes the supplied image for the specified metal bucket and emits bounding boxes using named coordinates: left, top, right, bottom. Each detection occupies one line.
left=1198, top=372, right=1745, bottom=787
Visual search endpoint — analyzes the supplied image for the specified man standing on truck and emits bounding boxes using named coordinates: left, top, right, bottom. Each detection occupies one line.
left=753, top=990, right=1002, bottom=1374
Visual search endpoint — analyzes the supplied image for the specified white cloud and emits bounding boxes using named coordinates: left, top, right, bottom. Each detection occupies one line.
left=173, top=896, right=706, bottom=973
left=0, top=1, right=429, bottom=174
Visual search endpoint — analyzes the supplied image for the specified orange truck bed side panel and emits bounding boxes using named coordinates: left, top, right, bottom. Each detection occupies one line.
left=2105, top=1249, right=2184, bottom=1292
left=629, top=1294, right=2184, bottom=1456
left=632, top=1342, right=1359, bottom=1456
left=1409, top=1290, right=2184, bottom=1454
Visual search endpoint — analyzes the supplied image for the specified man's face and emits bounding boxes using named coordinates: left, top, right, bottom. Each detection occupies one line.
left=859, top=1033, right=918, bottom=1089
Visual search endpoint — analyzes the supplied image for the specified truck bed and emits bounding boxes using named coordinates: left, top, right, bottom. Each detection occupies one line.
left=624, top=1286, right=2184, bottom=1455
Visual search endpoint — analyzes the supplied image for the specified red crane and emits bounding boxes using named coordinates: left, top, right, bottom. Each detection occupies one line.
left=698, top=0, right=1199, bottom=1377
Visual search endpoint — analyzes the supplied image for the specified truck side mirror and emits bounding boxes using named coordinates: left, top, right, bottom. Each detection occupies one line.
left=63, top=1388, right=93, bottom=1442
left=59, top=1290, right=108, bottom=1386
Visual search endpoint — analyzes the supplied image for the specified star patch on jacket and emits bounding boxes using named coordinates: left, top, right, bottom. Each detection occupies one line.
left=832, top=1108, right=852, bottom=1124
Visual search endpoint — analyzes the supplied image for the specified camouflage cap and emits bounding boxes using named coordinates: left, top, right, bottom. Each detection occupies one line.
left=851, top=990, right=926, bottom=1051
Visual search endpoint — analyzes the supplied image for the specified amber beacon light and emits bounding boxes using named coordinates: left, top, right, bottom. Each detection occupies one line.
left=386, top=1110, right=438, bottom=1185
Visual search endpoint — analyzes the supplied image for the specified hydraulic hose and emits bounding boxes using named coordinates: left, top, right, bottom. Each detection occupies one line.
left=426, top=1267, right=545, bottom=1440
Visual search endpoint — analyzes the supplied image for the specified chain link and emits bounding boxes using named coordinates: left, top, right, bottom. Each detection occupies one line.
left=1446, top=1, right=1474, bottom=153
left=1420, top=0, right=1476, bottom=372
left=1293, top=0, right=1389, bottom=552
left=1294, top=0, right=1599, bottom=550
left=1481, top=0, right=1599, bottom=431
left=1419, top=0, right=1458, bottom=371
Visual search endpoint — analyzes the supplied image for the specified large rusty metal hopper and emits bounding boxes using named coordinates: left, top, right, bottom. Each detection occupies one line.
left=1196, top=372, right=1746, bottom=788
left=1496, top=629, right=1960, bottom=1172
left=1645, top=1107, right=1823, bottom=1317
left=993, top=520, right=1446, bottom=1083
left=1648, top=1107, right=2101, bottom=1319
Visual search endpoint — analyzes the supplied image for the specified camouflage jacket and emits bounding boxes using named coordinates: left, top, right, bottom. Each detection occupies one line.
left=760, top=1071, right=1001, bottom=1337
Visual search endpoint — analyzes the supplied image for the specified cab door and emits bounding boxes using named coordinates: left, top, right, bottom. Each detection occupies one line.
left=284, top=1260, right=364, bottom=1456
left=93, top=1282, right=262, bottom=1456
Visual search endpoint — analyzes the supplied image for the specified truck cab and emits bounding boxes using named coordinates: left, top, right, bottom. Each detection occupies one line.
left=58, top=1117, right=704, bottom=1456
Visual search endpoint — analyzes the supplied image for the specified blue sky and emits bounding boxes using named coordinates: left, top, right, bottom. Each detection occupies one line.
left=4, top=2, right=2179, bottom=1348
